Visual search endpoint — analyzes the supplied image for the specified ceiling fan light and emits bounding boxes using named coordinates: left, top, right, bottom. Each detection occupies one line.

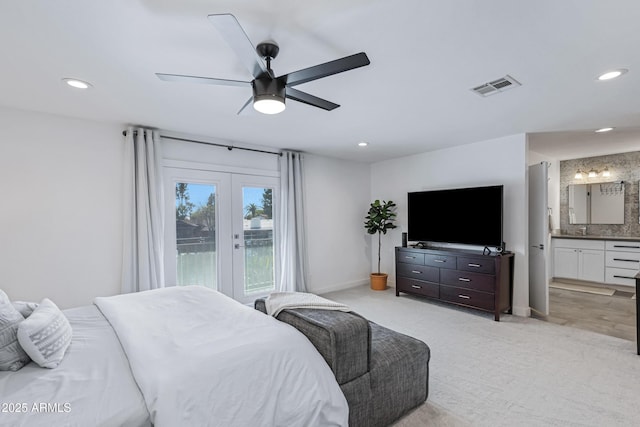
left=252, top=77, right=286, bottom=114
left=253, top=97, right=286, bottom=114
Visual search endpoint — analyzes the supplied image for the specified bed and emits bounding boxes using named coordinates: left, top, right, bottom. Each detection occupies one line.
left=0, top=286, right=349, bottom=426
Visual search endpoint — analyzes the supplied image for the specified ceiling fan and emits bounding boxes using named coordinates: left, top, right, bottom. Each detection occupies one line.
left=156, top=13, right=370, bottom=115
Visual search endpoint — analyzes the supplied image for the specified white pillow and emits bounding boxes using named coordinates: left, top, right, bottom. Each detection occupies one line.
left=17, top=298, right=72, bottom=369
left=0, top=289, right=31, bottom=371
left=12, top=301, right=39, bottom=318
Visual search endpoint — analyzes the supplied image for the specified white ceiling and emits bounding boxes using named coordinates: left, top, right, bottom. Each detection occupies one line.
left=1, top=0, right=639, bottom=163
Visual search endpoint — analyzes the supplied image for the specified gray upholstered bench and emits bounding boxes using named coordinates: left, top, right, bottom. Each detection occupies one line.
left=255, top=299, right=430, bottom=427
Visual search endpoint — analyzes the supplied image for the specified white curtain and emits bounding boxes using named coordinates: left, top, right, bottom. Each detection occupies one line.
left=278, top=151, right=308, bottom=292
left=121, top=127, right=165, bottom=293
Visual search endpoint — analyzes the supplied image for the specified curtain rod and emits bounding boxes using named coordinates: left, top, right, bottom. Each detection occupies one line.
left=122, top=130, right=282, bottom=157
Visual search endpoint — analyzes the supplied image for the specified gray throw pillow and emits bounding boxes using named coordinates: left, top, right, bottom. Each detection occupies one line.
left=12, top=301, right=39, bottom=318
left=0, top=289, right=31, bottom=371
left=17, top=298, right=72, bottom=369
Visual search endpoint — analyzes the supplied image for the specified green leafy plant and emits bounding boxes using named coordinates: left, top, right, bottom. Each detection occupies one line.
left=364, top=200, right=397, bottom=274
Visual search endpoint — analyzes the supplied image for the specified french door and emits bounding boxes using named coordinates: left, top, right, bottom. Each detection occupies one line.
left=164, top=168, right=279, bottom=303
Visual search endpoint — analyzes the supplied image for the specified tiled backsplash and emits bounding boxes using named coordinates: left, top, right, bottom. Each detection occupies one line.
left=559, top=151, right=640, bottom=236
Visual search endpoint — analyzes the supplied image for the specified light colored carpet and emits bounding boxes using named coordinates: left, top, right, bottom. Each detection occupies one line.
left=323, top=286, right=640, bottom=427
left=549, top=281, right=615, bottom=296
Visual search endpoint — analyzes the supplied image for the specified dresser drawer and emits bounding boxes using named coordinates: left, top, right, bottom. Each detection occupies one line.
left=440, top=269, right=495, bottom=292
left=440, top=285, right=494, bottom=311
left=396, top=250, right=425, bottom=265
left=396, top=277, right=439, bottom=298
left=396, top=263, right=439, bottom=282
left=424, top=253, right=456, bottom=269
left=457, top=256, right=495, bottom=274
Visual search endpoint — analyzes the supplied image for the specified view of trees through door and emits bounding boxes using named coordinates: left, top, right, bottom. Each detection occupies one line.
left=167, top=171, right=278, bottom=303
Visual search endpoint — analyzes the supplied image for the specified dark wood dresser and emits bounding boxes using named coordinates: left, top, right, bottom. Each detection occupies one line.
left=395, top=246, right=514, bottom=321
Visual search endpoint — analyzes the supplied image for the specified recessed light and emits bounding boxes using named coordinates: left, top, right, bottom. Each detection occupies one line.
left=358, top=141, right=368, bottom=147
left=62, top=78, right=92, bottom=89
left=597, top=69, right=628, bottom=81
left=595, top=127, right=614, bottom=133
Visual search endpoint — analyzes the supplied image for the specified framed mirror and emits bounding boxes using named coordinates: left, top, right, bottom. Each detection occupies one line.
left=568, top=182, right=624, bottom=224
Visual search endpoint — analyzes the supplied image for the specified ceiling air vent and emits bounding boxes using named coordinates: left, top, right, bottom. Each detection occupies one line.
left=471, top=75, right=521, bottom=97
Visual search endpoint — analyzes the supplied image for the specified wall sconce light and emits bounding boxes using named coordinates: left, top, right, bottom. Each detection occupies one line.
left=575, top=166, right=611, bottom=180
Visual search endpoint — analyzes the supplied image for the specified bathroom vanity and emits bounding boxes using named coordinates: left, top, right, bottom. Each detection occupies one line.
left=552, top=235, right=640, bottom=287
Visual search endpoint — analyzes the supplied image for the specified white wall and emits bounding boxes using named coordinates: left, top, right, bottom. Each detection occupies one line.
left=0, top=107, right=526, bottom=313
left=304, top=155, right=372, bottom=294
left=370, top=134, right=530, bottom=316
left=0, top=107, right=124, bottom=308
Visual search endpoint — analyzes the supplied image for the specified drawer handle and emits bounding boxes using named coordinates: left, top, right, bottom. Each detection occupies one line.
left=468, top=263, right=481, bottom=268
left=411, top=270, right=422, bottom=274
left=433, top=259, right=446, bottom=263
left=613, top=245, right=640, bottom=249
left=613, top=275, right=635, bottom=280
left=411, top=285, right=422, bottom=289
left=458, top=294, right=470, bottom=299
left=405, top=256, right=416, bottom=259
left=613, top=258, right=639, bottom=263
left=458, top=277, right=471, bottom=282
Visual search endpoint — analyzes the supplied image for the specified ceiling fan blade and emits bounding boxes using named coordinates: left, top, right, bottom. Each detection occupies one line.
left=237, top=96, right=254, bottom=115
left=208, top=14, right=268, bottom=79
left=286, top=87, right=339, bottom=111
left=281, top=52, right=370, bottom=87
left=156, top=73, right=251, bottom=88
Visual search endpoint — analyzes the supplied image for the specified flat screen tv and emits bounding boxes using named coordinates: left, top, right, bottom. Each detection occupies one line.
left=407, top=185, right=504, bottom=248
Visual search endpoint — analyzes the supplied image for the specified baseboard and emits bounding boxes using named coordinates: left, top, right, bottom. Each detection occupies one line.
left=311, top=278, right=369, bottom=295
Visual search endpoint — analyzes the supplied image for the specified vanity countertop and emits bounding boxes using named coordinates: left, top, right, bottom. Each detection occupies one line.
left=551, top=233, right=640, bottom=242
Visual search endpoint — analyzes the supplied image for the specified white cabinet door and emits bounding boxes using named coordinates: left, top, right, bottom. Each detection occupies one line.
left=553, top=247, right=579, bottom=279
left=579, top=249, right=605, bottom=282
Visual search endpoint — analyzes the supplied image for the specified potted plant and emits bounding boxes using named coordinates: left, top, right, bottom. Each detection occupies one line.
left=364, top=199, right=397, bottom=290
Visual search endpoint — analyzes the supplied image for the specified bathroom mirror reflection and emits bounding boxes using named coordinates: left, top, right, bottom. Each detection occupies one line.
left=568, top=182, right=624, bottom=224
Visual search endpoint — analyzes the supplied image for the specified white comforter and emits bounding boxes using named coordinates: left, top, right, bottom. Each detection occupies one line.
left=94, top=286, right=349, bottom=427
left=0, top=305, right=151, bottom=427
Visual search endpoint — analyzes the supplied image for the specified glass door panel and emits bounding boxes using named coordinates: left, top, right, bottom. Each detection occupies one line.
left=175, top=183, right=217, bottom=288
left=164, top=169, right=232, bottom=296
left=232, top=176, right=279, bottom=303
left=242, top=186, right=275, bottom=294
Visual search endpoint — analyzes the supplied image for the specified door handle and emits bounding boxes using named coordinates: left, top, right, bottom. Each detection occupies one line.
left=530, top=244, right=544, bottom=249
left=234, top=244, right=244, bottom=249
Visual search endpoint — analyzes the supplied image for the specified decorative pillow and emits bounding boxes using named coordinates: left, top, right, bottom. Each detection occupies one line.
left=12, top=301, right=39, bottom=318
left=17, top=298, right=72, bottom=369
left=0, top=289, right=31, bottom=371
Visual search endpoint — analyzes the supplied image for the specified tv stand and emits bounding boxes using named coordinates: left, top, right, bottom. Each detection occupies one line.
left=395, top=246, right=514, bottom=321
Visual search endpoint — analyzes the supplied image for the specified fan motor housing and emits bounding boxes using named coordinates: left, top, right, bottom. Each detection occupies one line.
left=256, top=42, right=279, bottom=60
left=252, top=76, right=285, bottom=103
